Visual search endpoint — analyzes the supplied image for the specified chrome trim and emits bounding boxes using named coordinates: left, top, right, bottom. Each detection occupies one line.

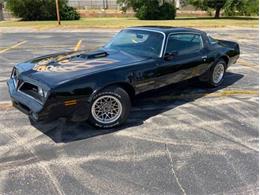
left=11, top=68, right=18, bottom=88
left=164, top=32, right=204, bottom=56
left=11, top=67, right=16, bottom=78
left=12, top=77, right=17, bottom=89
left=116, top=28, right=167, bottom=58
left=17, top=81, right=43, bottom=105
left=207, top=34, right=218, bottom=45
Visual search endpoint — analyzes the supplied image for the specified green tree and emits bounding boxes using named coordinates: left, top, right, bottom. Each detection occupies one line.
left=0, top=0, right=3, bottom=20
left=6, top=0, right=80, bottom=21
left=117, top=0, right=176, bottom=20
left=243, top=0, right=259, bottom=16
left=188, top=0, right=226, bottom=18
left=224, top=0, right=259, bottom=16
left=189, top=0, right=259, bottom=18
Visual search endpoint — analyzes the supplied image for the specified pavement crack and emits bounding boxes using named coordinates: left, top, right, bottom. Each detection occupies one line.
left=200, top=127, right=258, bottom=153
left=165, top=144, right=187, bottom=195
left=131, top=144, right=136, bottom=167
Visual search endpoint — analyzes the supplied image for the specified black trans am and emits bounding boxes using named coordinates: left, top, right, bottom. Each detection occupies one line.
left=7, top=26, right=240, bottom=128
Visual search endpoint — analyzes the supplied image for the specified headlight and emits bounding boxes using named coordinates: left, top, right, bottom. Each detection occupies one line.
left=38, top=87, right=48, bottom=98
left=11, top=67, right=17, bottom=79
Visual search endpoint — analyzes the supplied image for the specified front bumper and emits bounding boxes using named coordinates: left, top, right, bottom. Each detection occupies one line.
left=7, top=78, right=48, bottom=121
left=7, top=78, right=91, bottom=122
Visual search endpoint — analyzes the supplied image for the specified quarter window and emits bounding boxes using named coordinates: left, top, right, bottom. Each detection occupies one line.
left=166, top=33, right=203, bottom=55
left=208, top=35, right=218, bottom=44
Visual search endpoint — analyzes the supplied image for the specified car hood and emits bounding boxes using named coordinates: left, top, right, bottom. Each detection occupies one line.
left=15, top=49, right=147, bottom=87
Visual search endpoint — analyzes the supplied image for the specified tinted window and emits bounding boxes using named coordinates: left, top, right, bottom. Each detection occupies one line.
left=208, top=35, right=218, bottom=44
left=166, top=33, right=203, bottom=55
left=105, top=29, right=164, bottom=58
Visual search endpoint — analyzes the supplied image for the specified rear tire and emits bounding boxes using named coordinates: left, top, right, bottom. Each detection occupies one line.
left=207, top=59, right=226, bottom=87
left=88, top=87, right=131, bottom=128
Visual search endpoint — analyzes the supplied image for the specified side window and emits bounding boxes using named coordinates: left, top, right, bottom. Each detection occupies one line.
left=166, top=33, right=203, bottom=55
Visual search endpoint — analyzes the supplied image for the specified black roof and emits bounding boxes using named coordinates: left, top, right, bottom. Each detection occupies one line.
left=127, top=26, right=204, bottom=35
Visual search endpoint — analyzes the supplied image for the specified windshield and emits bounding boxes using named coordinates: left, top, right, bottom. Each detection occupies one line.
left=104, top=29, right=164, bottom=58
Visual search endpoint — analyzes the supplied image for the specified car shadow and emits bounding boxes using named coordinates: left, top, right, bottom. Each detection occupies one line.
left=31, top=72, right=243, bottom=143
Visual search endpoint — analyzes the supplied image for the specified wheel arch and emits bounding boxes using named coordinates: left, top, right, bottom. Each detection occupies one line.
left=218, top=55, right=229, bottom=69
left=91, top=82, right=136, bottom=102
left=199, top=54, right=229, bottom=82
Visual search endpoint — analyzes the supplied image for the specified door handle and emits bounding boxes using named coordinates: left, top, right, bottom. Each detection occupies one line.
left=202, top=56, right=207, bottom=61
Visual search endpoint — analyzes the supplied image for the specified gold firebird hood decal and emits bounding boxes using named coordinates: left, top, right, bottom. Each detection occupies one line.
left=33, top=55, right=118, bottom=73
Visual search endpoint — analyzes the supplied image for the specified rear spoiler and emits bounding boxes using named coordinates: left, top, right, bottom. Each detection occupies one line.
left=218, top=40, right=240, bottom=54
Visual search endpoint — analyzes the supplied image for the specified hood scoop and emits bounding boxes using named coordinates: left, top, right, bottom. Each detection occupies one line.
left=76, top=50, right=109, bottom=60
left=32, top=50, right=114, bottom=73
left=87, top=51, right=109, bottom=59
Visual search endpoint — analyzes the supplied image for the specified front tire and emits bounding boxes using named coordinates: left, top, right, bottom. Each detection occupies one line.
left=207, top=60, right=226, bottom=87
left=88, top=87, right=131, bottom=128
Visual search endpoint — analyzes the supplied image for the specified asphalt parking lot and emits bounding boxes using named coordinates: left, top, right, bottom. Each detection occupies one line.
left=0, top=28, right=258, bottom=195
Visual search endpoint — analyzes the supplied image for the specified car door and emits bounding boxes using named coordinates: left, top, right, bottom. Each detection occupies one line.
left=131, top=59, right=159, bottom=93
left=155, top=32, right=209, bottom=88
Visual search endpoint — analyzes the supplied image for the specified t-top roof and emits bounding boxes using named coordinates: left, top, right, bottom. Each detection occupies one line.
left=126, top=26, right=203, bottom=35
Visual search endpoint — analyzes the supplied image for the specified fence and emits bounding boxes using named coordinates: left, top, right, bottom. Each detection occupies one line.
left=68, top=0, right=183, bottom=10
left=2, top=10, right=15, bottom=20
left=68, top=0, right=119, bottom=10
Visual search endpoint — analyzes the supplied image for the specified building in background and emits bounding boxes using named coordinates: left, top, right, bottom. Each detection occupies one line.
left=68, top=0, right=117, bottom=9
left=68, top=0, right=184, bottom=9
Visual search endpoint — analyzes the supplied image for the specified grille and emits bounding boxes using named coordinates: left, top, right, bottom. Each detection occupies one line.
left=11, top=68, right=45, bottom=104
left=19, top=82, right=43, bottom=103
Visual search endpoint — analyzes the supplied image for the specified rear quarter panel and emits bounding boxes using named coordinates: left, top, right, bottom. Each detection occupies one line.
left=217, top=40, right=240, bottom=65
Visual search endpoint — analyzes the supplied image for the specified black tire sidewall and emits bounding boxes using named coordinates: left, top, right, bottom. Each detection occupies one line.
left=88, top=87, right=131, bottom=128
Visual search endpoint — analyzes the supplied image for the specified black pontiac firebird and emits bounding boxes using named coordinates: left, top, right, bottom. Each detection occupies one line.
left=7, top=26, right=240, bottom=128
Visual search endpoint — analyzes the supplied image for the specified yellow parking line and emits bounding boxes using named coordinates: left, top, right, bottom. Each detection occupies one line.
left=238, top=59, right=258, bottom=69
left=202, top=90, right=258, bottom=98
left=74, top=40, right=82, bottom=51
left=0, top=102, right=13, bottom=110
left=216, top=90, right=258, bottom=96
left=0, top=41, right=27, bottom=54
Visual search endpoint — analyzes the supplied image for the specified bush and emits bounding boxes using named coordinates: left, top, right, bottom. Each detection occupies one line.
left=135, top=1, right=176, bottom=20
left=60, top=4, right=80, bottom=20
left=135, top=0, right=160, bottom=20
left=6, top=0, right=80, bottom=21
left=117, top=0, right=176, bottom=20
left=158, top=2, right=176, bottom=20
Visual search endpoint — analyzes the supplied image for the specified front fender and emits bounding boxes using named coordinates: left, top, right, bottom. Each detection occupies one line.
left=53, top=68, right=134, bottom=102
left=86, top=72, right=134, bottom=102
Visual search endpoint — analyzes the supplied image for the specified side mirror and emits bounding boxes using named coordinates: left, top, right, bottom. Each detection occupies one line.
left=164, top=51, right=178, bottom=61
